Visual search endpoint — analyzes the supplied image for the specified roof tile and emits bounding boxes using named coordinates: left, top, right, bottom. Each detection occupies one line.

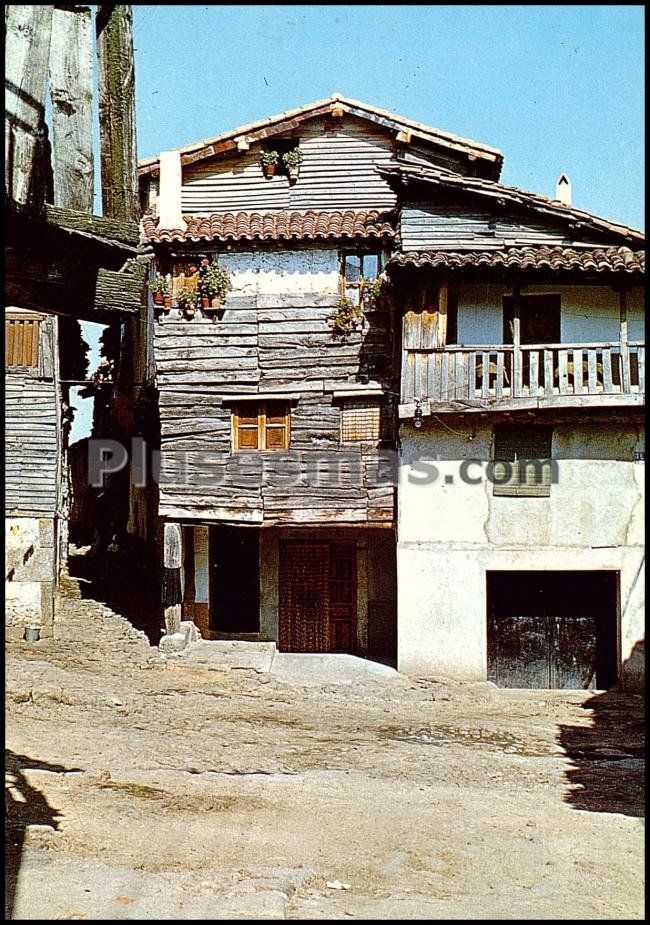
left=389, top=246, right=645, bottom=275
left=140, top=209, right=397, bottom=245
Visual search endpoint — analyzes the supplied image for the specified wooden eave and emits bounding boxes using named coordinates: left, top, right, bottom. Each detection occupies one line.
left=137, top=95, right=503, bottom=180
left=5, top=200, right=145, bottom=322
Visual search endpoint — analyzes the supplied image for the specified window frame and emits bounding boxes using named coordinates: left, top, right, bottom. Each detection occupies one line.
left=232, top=401, right=291, bottom=452
left=492, top=425, right=554, bottom=498
left=340, top=251, right=384, bottom=305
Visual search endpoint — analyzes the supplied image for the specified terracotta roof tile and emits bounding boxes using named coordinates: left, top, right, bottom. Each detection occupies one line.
left=141, top=209, right=398, bottom=245
left=389, top=246, right=645, bottom=275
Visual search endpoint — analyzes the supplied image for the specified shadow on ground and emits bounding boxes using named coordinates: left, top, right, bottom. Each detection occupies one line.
left=5, top=750, right=82, bottom=920
left=67, top=543, right=162, bottom=645
left=558, top=691, right=645, bottom=817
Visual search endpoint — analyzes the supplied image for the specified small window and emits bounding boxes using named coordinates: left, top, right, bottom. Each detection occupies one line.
left=5, top=317, right=40, bottom=368
left=233, top=402, right=290, bottom=451
left=341, top=252, right=383, bottom=304
left=340, top=400, right=382, bottom=443
left=492, top=426, right=553, bottom=497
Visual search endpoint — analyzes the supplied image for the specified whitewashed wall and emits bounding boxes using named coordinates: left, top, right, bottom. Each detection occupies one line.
left=211, top=248, right=340, bottom=296
left=396, top=421, right=645, bottom=687
left=454, top=284, right=644, bottom=345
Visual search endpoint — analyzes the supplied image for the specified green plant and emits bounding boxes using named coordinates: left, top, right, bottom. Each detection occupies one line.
left=197, top=258, right=233, bottom=300
left=176, top=286, right=198, bottom=311
left=331, top=295, right=363, bottom=336
left=147, top=275, right=169, bottom=295
left=260, top=150, right=279, bottom=166
left=281, top=147, right=303, bottom=168
left=362, top=276, right=384, bottom=300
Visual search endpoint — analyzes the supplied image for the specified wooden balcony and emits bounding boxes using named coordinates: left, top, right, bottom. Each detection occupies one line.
left=400, top=342, right=645, bottom=415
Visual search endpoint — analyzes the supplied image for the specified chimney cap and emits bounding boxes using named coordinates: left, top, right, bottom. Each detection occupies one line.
left=555, top=173, right=572, bottom=206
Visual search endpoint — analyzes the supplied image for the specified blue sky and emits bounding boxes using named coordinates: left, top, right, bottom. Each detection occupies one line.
left=71, top=4, right=644, bottom=444
left=133, top=3, right=644, bottom=230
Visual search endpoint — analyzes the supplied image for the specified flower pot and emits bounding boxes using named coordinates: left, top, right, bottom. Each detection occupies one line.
left=163, top=296, right=173, bottom=310
left=210, top=296, right=222, bottom=309
left=263, top=164, right=276, bottom=178
left=24, top=626, right=40, bottom=643
left=185, top=308, right=196, bottom=319
left=287, top=165, right=300, bottom=182
left=201, top=296, right=210, bottom=308
left=153, top=291, right=164, bottom=306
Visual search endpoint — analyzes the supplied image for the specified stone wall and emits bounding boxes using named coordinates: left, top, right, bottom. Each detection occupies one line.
left=5, top=516, right=57, bottom=639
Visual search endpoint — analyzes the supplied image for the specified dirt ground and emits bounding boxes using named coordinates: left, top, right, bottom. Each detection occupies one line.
left=5, top=592, right=645, bottom=920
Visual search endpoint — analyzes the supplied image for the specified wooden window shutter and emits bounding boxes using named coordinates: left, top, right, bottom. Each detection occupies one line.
left=233, top=402, right=290, bottom=451
left=493, top=426, right=553, bottom=497
left=340, top=400, right=381, bottom=443
left=5, top=318, right=40, bottom=368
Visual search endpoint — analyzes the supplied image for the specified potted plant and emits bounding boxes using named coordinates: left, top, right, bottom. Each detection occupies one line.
left=282, top=147, right=303, bottom=181
left=197, top=258, right=232, bottom=312
left=361, top=276, right=384, bottom=309
left=176, top=285, right=198, bottom=318
left=148, top=275, right=169, bottom=306
left=331, top=295, right=364, bottom=337
left=260, top=149, right=279, bottom=178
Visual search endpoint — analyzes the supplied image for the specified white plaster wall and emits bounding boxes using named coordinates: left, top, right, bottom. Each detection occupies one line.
left=397, top=421, right=645, bottom=685
left=454, top=283, right=644, bottom=345
left=194, top=526, right=209, bottom=604
left=216, top=249, right=340, bottom=296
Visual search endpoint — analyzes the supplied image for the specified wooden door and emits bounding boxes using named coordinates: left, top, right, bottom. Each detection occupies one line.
left=328, top=544, right=357, bottom=652
left=279, top=542, right=357, bottom=653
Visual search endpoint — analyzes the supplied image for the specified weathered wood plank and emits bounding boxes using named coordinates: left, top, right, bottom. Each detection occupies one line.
left=96, top=4, right=138, bottom=221
left=5, top=5, right=54, bottom=209
left=49, top=7, right=94, bottom=211
left=558, top=350, right=569, bottom=394
left=587, top=350, right=597, bottom=392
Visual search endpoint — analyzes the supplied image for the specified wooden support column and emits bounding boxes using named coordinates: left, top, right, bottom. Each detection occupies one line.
left=511, top=283, right=522, bottom=396
left=5, top=5, right=54, bottom=210
left=193, top=526, right=210, bottom=638
left=436, top=279, right=449, bottom=348
left=618, top=287, right=631, bottom=392
left=96, top=4, right=138, bottom=221
left=163, top=521, right=182, bottom=635
left=49, top=7, right=94, bottom=211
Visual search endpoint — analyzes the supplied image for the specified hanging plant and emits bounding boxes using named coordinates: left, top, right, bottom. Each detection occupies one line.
left=331, top=295, right=363, bottom=337
left=361, top=276, right=384, bottom=309
left=281, top=147, right=303, bottom=181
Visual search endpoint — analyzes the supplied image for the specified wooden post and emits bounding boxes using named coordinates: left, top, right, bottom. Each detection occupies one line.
left=49, top=7, right=94, bottom=211
left=163, top=521, right=182, bottom=635
left=436, top=279, right=449, bottom=349
left=96, top=4, right=139, bottom=221
left=511, top=284, right=522, bottom=396
left=5, top=5, right=54, bottom=210
left=618, top=287, right=631, bottom=392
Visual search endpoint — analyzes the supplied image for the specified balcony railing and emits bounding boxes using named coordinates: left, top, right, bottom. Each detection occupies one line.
left=400, top=342, right=645, bottom=413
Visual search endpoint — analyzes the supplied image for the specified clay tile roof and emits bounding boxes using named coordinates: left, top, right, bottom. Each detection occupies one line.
left=388, top=246, right=645, bottom=276
left=140, top=209, right=398, bottom=245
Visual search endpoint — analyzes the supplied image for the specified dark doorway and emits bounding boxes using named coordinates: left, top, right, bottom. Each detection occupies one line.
left=210, top=526, right=260, bottom=633
left=487, top=570, right=619, bottom=689
left=503, top=294, right=561, bottom=345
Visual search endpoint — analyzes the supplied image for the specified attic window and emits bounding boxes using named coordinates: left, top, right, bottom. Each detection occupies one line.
left=261, top=138, right=301, bottom=179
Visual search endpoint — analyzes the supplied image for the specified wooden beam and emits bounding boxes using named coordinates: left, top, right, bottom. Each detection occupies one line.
left=96, top=4, right=138, bottom=221
left=45, top=204, right=140, bottom=247
left=5, top=5, right=54, bottom=210
left=49, top=6, right=94, bottom=211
